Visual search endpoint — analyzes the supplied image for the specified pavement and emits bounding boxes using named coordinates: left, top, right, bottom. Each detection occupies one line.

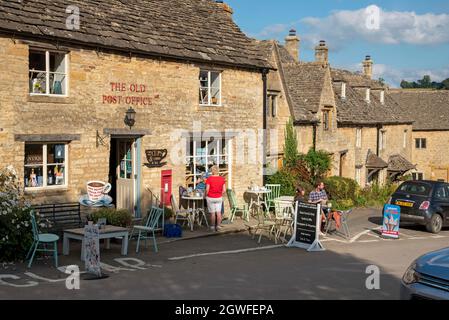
left=1, top=207, right=448, bottom=300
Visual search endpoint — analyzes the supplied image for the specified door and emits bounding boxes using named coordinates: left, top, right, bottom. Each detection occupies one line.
left=116, top=139, right=135, bottom=214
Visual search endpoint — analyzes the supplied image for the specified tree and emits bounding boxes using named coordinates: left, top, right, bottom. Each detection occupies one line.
left=418, top=75, right=432, bottom=88
left=303, top=149, right=332, bottom=186
left=283, top=117, right=299, bottom=168
left=378, top=78, right=385, bottom=86
left=442, top=78, right=449, bottom=90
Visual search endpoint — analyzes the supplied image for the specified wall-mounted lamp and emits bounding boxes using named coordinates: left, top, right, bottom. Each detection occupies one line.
left=124, top=107, right=136, bottom=130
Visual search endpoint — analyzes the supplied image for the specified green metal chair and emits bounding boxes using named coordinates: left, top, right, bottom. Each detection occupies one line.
left=134, top=207, right=164, bottom=253
left=265, top=184, right=281, bottom=212
left=26, top=211, right=59, bottom=268
left=227, top=189, right=249, bottom=222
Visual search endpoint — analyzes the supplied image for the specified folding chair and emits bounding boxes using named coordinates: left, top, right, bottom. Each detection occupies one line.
left=171, top=194, right=192, bottom=229
left=252, top=206, right=277, bottom=244
left=273, top=199, right=295, bottom=243
left=133, top=207, right=164, bottom=253
left=265, top=184, right=281, bottom=212
left=26, top=211, right=59, bottom=268
left=325, top=209, right=352, bottom=240
left=227, top=189, right=249, bottom=222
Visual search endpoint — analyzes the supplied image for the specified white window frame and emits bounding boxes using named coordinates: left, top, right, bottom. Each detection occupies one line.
left=415, top=138, right=427, bottom=149
left=412, top=172, right=424, bottom=181
left=380, top=90, right=385, bottom=105
left=355, top=167, right=362, bottom=185
left=356, top=128, right=362, bottom=148
left=199, top=70, right=222, bottom=107
left=186, top=138, right=232, bottom=188
left=24, top=143, right=69, bottom=191
left=29, top=49, right=69, bottom=97
left=365, top=88, right=371, bottom=103
left=341, top=82, right=346, bottom=99
left=403, top=130, right=408, bottom=149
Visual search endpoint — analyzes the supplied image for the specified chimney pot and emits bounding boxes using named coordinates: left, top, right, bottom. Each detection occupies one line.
left=216, top=0, right=233, bottom=17
left=363, top=55, right=373, bottom=79
left=315, top=40, right=329, bottom=64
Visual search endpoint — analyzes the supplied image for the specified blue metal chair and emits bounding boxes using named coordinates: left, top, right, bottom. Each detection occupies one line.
left=134, top=207, right=164, bottom=253
left=26, top=211, right=59, bottom=268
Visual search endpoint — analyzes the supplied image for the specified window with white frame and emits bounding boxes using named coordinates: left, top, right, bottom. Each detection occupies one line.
left=403, top=130, right=408, bottom=148
left=412, top=172, right=424, bottom=181
left=380, top=90, right=385, bottom=105
left=415, top=138, right=427, bottom=149
left=355, top=167, right=362, bottom=185
left=366, top=88, right=371, bottom=103
left=185, top=137, right=231, bottom=189
left=24, top=143, right=68, bottom=189
left=341, top=82, right=346, bottom=99
left=199, top=70, right=221, bottom=106
left=380, top=130, right=387, bottom=150
left=268, top=93, right=278, bottom=117
left=29, top=50, right=68, bottom=95
left=356, top=128, right=362, bottom=148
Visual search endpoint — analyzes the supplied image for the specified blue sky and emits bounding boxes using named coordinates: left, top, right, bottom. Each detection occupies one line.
left=226, top=0, right=449, bottom=87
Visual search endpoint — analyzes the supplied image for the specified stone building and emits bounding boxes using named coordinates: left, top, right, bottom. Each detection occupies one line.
left=390, top=90, right=449, bottom=182
left=0, top=0, right=271, bottom=217
left=258, top=30, right=415, bottom=186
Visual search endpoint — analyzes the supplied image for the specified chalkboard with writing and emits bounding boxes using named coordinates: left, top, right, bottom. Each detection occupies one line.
left=287, top=201, right=325, bottom=252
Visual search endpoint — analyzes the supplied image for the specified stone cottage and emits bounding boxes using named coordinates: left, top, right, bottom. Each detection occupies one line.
left=258, top=30, right=415, bottom=186
left=390, top=90, right=449, bottom=182
left=0, top=0, right=271, bottom=217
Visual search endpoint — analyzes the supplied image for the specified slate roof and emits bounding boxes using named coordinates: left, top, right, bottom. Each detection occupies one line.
left=0, top=0, right=269, bottom=70
left=389, top=90, right=449, bottom=131
left=366, top=150, right=388, bottom=168
left=388, top=154, right=416, bottom=172
left=331, top=69, right=413, bottom=126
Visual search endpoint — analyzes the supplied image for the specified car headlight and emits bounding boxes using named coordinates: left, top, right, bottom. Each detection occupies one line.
left=402, top=263, right=419, bottom=285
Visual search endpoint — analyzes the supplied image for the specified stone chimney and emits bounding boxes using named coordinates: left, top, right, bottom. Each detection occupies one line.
left=285, top=29, right=300, bottom=62
left=215, top=0, right=233, bottom=17
left=363, top=55, right=373, bottom=79
left=315, top=40, right=328, bottom=64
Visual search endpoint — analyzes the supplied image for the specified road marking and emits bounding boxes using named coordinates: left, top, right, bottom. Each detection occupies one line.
left=168, top=245, right=285, bottom=261
left=350, top=227, right=382, bottom=243
left=358, top=240, right=380, bottom=243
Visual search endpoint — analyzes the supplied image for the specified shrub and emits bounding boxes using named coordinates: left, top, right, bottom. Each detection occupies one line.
left=88, top=208, right=133, bottom=228
left=283, top=118, right=300, bottom=168
left=324, top=176, right=358, bottom=201
left=266, top=169, right=297, bottom=196
left=301, top=149, right=332, bottom=185
left=330, top=199, right=355, bottom=211
left=0, top=166, right=36, bottom=262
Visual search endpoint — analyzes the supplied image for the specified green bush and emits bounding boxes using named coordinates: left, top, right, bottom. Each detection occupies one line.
left=330, top=199, right=355, bottom=211
left=0, top=166, right=36, bottom=262
left=324, top=176, right=358, bottom=201
left=88, top=208, right=133, bottom=227
left=266, top=170, right=297, bottom=196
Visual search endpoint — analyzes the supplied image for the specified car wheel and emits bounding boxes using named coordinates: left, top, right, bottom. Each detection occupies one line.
left=426, top=214, right=443, bottom=234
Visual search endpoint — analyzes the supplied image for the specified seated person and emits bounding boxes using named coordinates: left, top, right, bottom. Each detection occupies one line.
left=294, top=186, right=306, bottom=203
left=308, top=181, right=330, bottom=231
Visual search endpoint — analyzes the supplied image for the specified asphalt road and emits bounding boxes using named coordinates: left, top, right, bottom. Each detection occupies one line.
left=1, top=208, right=448, bottom=300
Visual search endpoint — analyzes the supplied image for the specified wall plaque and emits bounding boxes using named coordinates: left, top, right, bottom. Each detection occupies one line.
left=145, top=149, right=168, bottom=168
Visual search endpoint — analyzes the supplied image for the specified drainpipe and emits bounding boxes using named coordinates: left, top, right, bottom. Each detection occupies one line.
left=312, top=124, right=317, bottom=151
left=262, top=69, right=268, bottom=184
left=376, top=125, right=381, bottom=156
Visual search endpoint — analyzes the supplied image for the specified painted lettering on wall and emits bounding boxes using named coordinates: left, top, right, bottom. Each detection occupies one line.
left=102, top=83, right=154, bottom=106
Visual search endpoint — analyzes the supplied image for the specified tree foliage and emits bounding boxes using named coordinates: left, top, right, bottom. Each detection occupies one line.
left=283, top=117, right=299, bottom=168
left=400, top=75, right=449, bottom=90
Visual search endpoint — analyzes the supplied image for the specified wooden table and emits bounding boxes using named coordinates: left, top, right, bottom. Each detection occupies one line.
left=63, top=225, right=129, bottom=261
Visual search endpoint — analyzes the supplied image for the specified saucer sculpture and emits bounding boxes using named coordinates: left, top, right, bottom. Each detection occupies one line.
left=79, top=194, right=114, bottom=208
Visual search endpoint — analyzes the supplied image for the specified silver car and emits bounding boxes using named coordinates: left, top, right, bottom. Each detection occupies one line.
left=401, top=247, right=449, bottom=300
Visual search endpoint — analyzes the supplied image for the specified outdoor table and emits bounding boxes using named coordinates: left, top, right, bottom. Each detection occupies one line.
left=247, top=189, right=271, bottom=215
left=63, top=225, right=129, bottom=261
left=182, top=194, right=206, bottom=231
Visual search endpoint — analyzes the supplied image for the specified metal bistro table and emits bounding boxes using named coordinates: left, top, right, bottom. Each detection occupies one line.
left=247, top=189, right=271, bottom=216
left=63, top=225, right=129, bottom=261
left=182, top=194, right=209, bottom=231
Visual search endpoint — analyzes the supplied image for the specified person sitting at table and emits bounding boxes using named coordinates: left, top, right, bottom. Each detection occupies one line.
left=206, top=165, right=226, bottom=232
left=308, top=181, right=329, bottom=231
left=294, top=186, right=306, bottom=203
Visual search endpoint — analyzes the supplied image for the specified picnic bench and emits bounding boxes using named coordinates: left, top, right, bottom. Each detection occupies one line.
left=33, top=203, right=83, bottom=236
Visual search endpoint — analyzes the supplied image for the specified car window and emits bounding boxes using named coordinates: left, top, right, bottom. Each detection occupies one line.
left=434, top=186, right=448, bottom=199
left=398, top=182, right=431, bottom=196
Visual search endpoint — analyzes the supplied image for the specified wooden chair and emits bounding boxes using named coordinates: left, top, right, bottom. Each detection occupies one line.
left=227, top=189, right=249, bottom=222
left=26, top=211, right=59, bottom=268
left=252, top=206, right=277, bottom=244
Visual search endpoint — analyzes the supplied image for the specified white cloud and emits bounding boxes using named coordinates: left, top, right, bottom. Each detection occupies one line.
left=300, top=5, right=449, bottom=49
left=342, top=63, right=449, bottom=87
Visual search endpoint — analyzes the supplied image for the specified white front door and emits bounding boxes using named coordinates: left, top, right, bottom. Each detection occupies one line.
left=116, top=139, right=135, bottom=214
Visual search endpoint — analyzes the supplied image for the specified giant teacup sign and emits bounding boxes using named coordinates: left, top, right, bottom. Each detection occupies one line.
left=145, top=149, right=168, bottom=168
left=287, top=202, right=325, bottom=252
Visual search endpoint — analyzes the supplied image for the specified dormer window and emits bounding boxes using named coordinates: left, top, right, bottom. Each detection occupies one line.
left=341, top=82, right=346, bottom=99
left=365, top=88, right=370, bottom=103
left=380, top=90, right=385, bottom=105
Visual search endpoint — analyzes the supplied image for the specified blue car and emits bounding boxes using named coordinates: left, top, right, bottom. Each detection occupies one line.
left=401, top=247, right=449, bottom=300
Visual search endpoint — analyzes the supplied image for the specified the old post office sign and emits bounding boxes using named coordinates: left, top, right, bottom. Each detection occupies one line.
left=145, top=149, right=168, bottom=168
